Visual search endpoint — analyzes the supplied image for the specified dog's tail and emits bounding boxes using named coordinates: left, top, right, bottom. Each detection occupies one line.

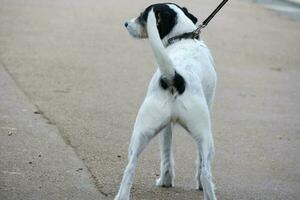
left=147, top=9, right=175, bottom=79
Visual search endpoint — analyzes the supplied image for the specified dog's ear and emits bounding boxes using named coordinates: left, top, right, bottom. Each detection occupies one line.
left=182, top=7, right=198, bottom=24
left=154, top=8, right=177, bottom=39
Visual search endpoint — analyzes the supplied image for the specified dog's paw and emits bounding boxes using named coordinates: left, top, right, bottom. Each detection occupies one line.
left=156, top=171, right=174, bottom=188
left=196, top=172, right=203, bottom=191
left=196, top=179, right=203, bottom=191
left=114, top=193, right=130, bottom=200
left=197, top=185, right=203, bottom=191
left=114, top=195, right=129, bottom=200
left=156, top=178, right=173, bottom=187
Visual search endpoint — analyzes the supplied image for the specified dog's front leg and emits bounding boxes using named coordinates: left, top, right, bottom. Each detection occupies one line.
left=115, top=96, right=171, bottom=200
left=156, top=124, right=175, bottom=187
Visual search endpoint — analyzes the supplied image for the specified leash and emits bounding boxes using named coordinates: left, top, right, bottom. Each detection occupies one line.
left=168, top=0, right=230, bottom=45
left=193, top=0, right=229, bottom=36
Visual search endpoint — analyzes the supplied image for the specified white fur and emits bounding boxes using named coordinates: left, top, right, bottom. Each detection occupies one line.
left=116, top=5, right=217, bottom=200
left=147, top=10, right=175, bottom=79
left=125, top=18, right=146, bottom=39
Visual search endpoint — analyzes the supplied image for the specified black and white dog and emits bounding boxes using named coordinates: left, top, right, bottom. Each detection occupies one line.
left=115, top=3, right=217, bottom=200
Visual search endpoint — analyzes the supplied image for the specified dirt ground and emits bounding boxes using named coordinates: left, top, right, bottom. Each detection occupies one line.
left=0, top=0, right=299, bottom=199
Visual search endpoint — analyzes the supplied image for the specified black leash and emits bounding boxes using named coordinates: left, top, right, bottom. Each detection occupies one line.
left=168, top=0, right=230, bottom=45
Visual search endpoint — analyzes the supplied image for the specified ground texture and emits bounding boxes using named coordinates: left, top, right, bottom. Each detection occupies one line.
left=0, top=0, right=300, bottom=199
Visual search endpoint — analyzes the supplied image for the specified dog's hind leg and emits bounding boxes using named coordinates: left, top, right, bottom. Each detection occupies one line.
left=197, top=135, right=216, bottom=200
left=179, top=96, right=217, bottom=200
left=191, top=126, right=216, bottom=200
left=196, top=149, right=203, bottom=190
left=192, top=121, right=216, bottom=200
left=156, top=123, right=175, bottom=187
left=115, top=96, right=171, bottom=200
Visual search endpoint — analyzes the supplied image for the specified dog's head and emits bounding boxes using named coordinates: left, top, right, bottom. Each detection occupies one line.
left=124, top=3, right=198, bottom=41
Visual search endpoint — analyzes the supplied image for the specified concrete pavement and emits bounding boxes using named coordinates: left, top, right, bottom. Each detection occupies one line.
left=0, top=64, right=108, bottom=200
left=0, top=0, right=300, bottom=199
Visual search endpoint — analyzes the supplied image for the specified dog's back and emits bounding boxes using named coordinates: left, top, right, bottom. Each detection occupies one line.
left=146, top=38, right=216, bottom=111
left=169, top=40, right=216, bottom=108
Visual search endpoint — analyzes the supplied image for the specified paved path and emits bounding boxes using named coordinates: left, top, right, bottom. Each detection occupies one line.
left=0, top=0, right=300, bottom=199
left=0, top=64, right=108, bottom=200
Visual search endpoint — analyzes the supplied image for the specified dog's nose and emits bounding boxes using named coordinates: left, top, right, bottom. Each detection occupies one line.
left=124, top=22, right=128, bottom=27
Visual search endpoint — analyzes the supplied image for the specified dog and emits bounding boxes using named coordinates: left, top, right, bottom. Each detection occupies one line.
left=115, top=3, right=217, bottom=200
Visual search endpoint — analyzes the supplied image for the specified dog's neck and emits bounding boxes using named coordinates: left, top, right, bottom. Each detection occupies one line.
left=166, top=31, right=200, bottom=47
left=161, top=5, right=198, bottom=47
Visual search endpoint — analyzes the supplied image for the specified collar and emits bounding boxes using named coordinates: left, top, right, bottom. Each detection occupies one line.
left=167, top=31, right=200, bottom=47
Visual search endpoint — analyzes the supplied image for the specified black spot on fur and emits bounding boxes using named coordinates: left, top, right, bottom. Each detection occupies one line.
left=139, top=4, right=177, bottom=39
left=159, top=71, right=185, bottom=95
left=160, top=77, right=169, bottom=90
left=173, top=72, right=185, bottom=94
left=162, top=3, right=198, bottom=24
left=166, top=3, right=198, bottom=24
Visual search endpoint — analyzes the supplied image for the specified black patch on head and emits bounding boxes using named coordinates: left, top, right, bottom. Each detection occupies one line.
left=137, top=3, right=198, bottom=39
left=138, top=4, right=177, bottom=39
left=167, top=3, right=198, bottom=24
left=159, top=71, right=185, bottom=95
